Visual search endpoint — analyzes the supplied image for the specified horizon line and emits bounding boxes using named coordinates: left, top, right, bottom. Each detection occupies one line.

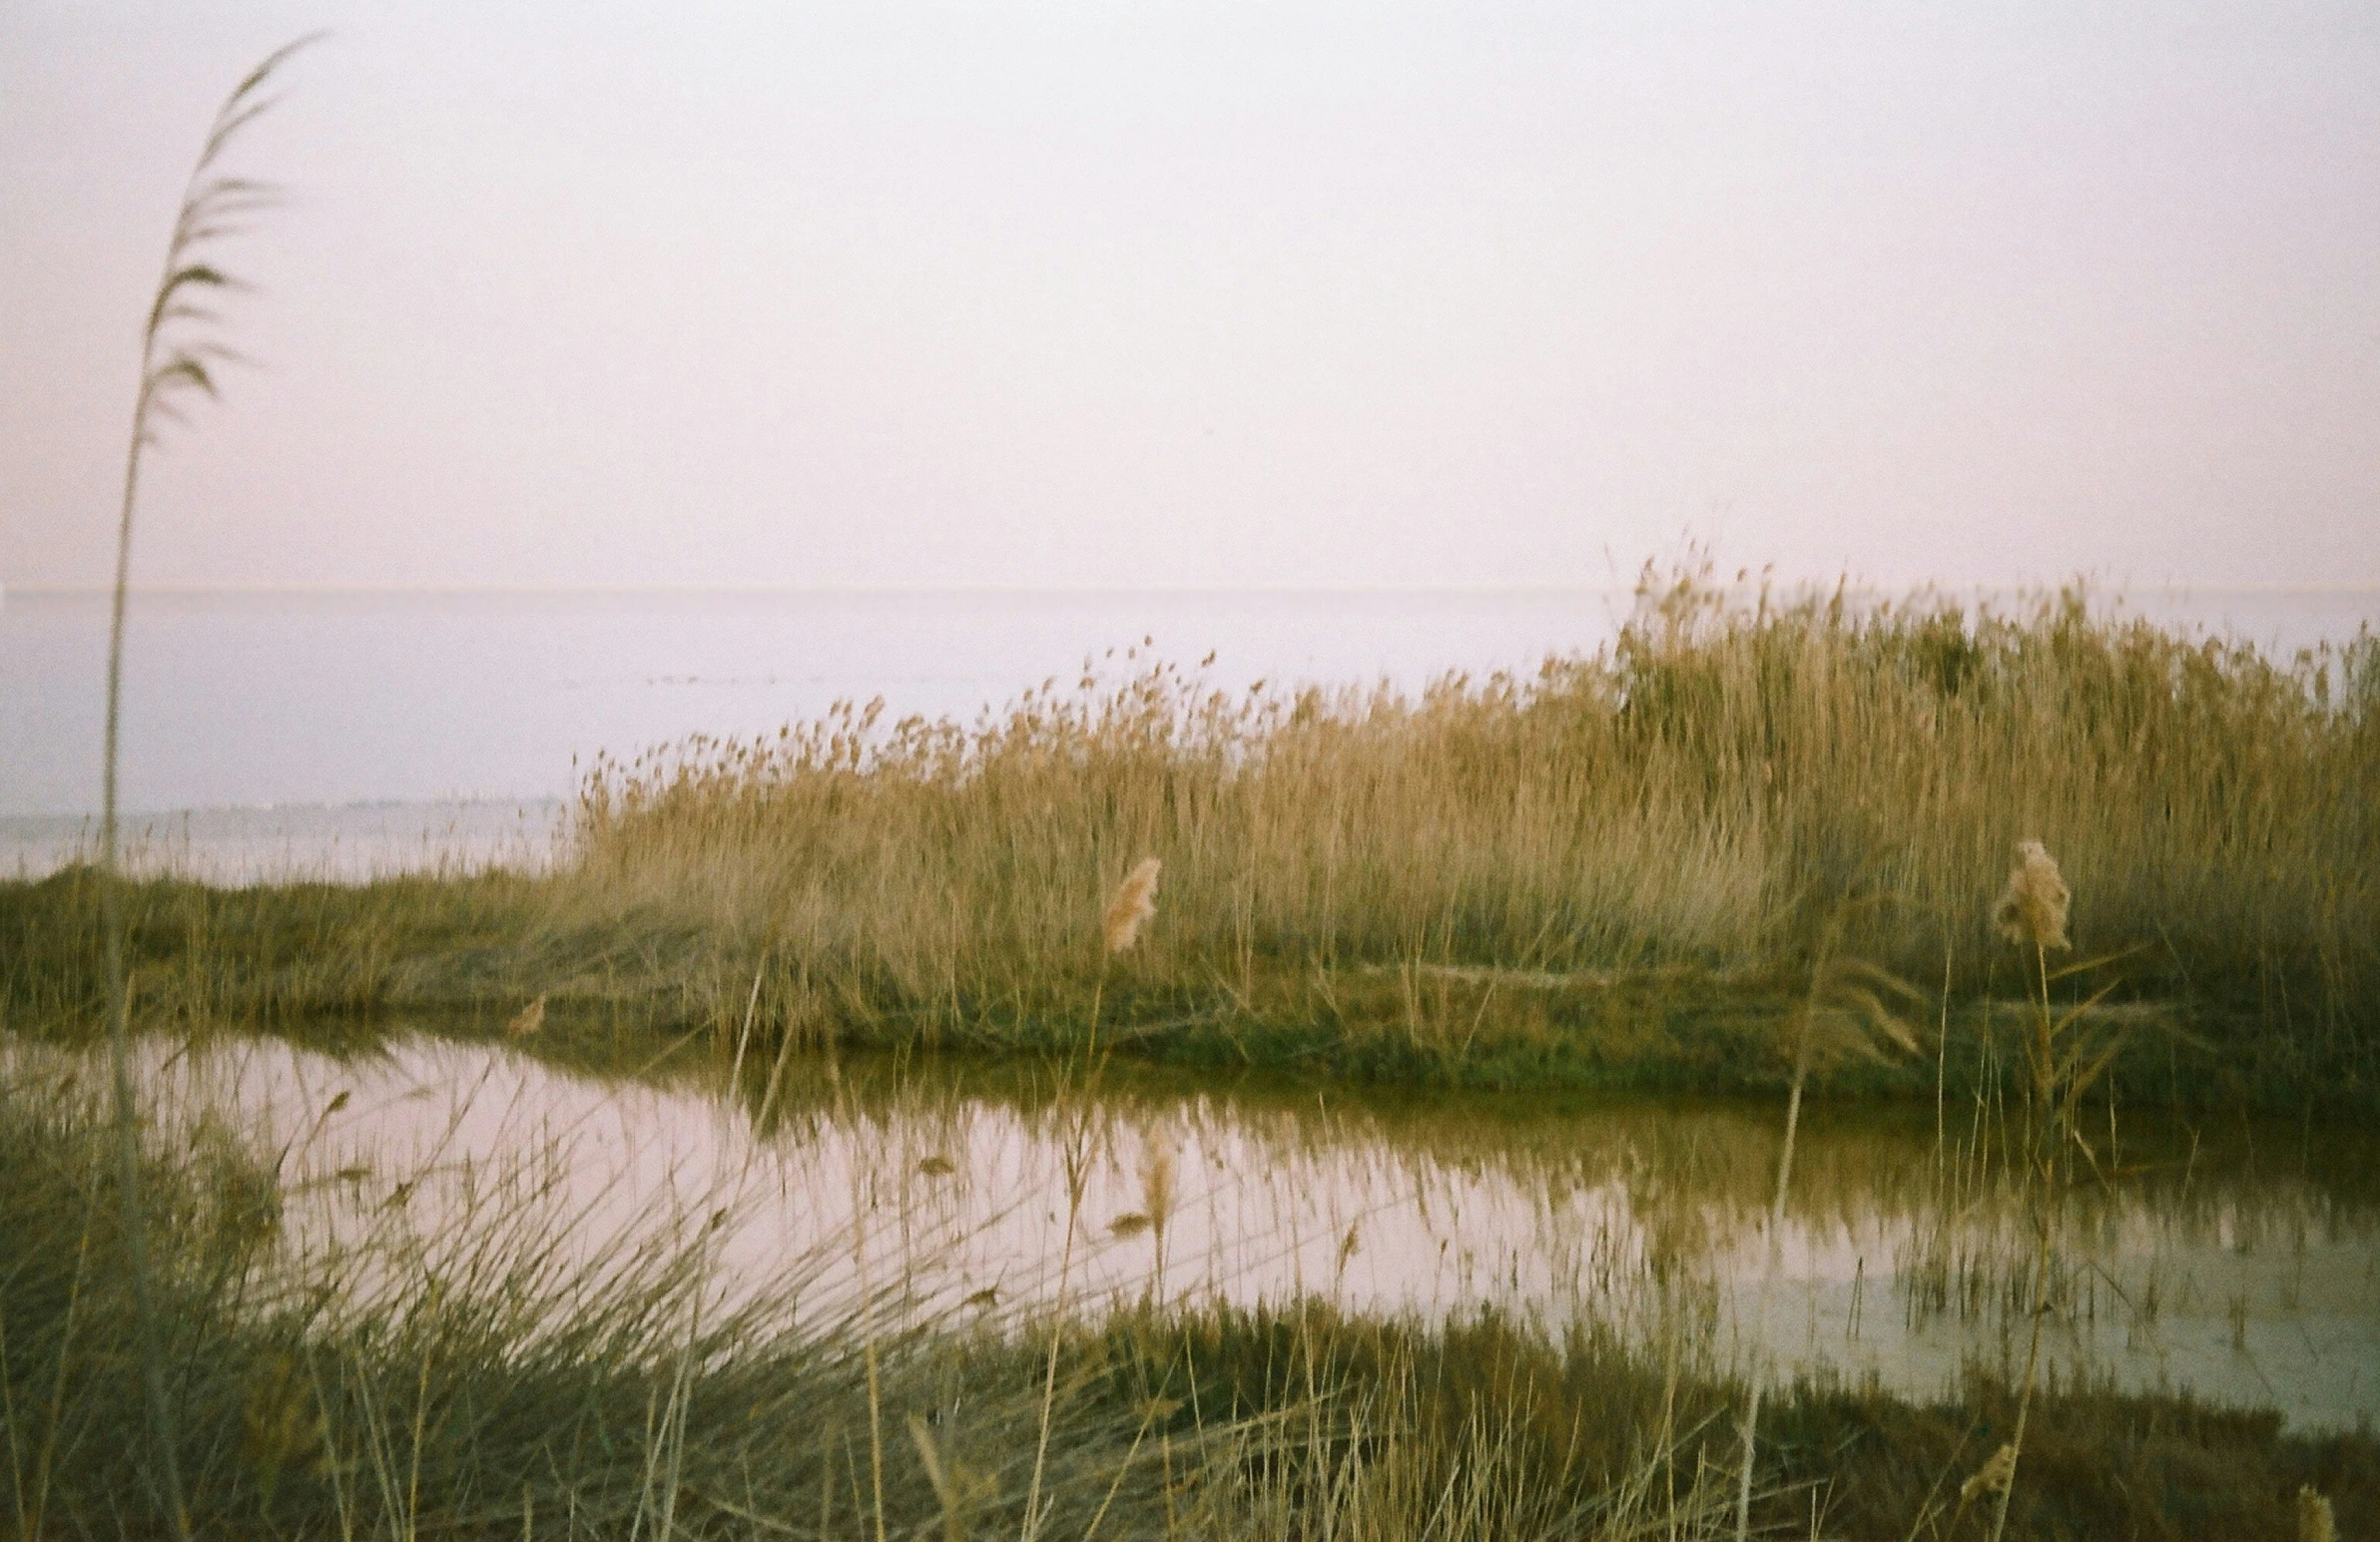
left=8, top=579, right=2380, bottom=600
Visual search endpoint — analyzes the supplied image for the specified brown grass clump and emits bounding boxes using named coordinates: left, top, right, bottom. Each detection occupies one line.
left=1993, top=841, right=2072, bottom=951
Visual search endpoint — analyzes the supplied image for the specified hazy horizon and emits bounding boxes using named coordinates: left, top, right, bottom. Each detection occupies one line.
left=12, top=576, right=2380, bottom=597
left=20, top=571, right=2370, bottom=599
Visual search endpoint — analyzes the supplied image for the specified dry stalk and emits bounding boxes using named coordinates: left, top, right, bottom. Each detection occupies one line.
left=1986, top=840, right=2132, bottom=1542
left=1735, top=894, right=1922, bottom=1542
left=96, top=38, right=318, bottom=1542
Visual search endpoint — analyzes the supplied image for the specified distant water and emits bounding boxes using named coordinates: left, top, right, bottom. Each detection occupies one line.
left=3, top=587, right=2372, bottom=878
left=0, top=798, right=568, bottom=883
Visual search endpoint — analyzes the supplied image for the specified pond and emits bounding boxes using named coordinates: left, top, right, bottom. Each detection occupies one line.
left=82, top=1023, right=2380, bottom=1432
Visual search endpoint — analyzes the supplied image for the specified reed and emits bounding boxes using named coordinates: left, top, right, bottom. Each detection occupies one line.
left=563, top=569, right=2374, bottom=1086
left=7, top=567, right=2375, bottom=1107
left=2300, top=1485, right=2338, bottom=1542
left=1979, top=840, right=2170, bottom=1541
left=1732, top=880, right=1925, bottom=1541
left=90, top=37, right=318, bottom=1541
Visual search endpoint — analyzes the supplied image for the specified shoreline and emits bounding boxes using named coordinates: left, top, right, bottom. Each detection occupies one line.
left=4, top=864, right=2368, bottom=1116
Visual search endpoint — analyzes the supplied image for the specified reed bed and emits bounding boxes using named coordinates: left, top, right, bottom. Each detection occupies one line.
left=6, top=571, right=2375, bottom=1106
left=562, top=569, right=2378, bottom=1098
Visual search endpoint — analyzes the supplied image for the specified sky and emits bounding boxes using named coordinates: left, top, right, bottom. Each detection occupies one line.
left=3, top=0, right=2377, bottom=593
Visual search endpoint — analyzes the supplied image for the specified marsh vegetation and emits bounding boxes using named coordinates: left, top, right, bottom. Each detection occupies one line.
left=9, top=573, right=2375, bottom=1112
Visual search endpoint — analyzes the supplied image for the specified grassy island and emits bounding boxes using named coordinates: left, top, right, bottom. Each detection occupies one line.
left=8, top=576, right=2373, bottom=1112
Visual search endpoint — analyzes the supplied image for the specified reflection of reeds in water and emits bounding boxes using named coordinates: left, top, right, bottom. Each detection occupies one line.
left=222, top=1018, right=2364, bottom=1357
left=2, top=1034, right=1797, bottom=1538
left=1143, top=1142, right=1177, bottom=1295
left=507, top=994, right=546, bottom=1037
left=7, top=1025, right=2372, bottom=1537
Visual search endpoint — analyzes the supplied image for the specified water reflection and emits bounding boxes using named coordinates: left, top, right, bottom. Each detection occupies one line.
left=98, top=1027, right=2380, bottom=1431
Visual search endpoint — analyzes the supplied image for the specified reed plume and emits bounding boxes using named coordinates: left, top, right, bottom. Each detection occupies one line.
left=2298, top=1485, right=2337, bottom=1542
left=95, top=37, right=317, bottom=1542
left=1960, top=1443, right=2017, bottom=1505
left=1988, top=838, right=2128, bottom=1542
left=1994, top=839, right=2072, bottom=951
left=1103, top=857, right=1162, bottom=955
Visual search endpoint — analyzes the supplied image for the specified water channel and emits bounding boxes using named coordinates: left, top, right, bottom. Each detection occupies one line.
left=66, top=1023, right=2380, bottom=1432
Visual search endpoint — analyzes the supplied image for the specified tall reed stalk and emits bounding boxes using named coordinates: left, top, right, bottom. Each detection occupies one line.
left=1982, top=840, right=2129, bottom=1542
left=96, top=37, right=315, bottom=1541
left=1731, top=889, right=1919, bottom=1541
left=1026, top=857, right=1160, bottom=1541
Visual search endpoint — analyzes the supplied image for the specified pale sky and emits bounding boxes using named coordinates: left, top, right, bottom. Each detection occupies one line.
left=4, top=0, right=2377, bottom=593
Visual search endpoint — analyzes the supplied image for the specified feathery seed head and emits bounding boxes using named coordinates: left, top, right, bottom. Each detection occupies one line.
left=1960, top=1443, right=2019, bottom=1504
left=2298, top=1486, right=2336, bottom=1542
left=1103, top=856, right=1162, bottom=954
left=1993, top=839, right=2071, bottom=951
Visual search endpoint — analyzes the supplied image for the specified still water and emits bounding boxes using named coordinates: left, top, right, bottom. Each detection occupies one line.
left=90, top=1025, right=2380, bottom=1432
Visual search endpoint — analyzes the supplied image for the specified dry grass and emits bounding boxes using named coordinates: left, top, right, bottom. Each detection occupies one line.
left=6, top=567, right=2375, bottom=1106
left=559, top=567, right=2379, bottom=1096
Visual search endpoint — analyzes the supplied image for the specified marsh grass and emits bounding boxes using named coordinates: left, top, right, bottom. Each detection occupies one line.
left=7, top=568, right=2376, bottom=1107
left=574, top=567, right=2377, bottom=1017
